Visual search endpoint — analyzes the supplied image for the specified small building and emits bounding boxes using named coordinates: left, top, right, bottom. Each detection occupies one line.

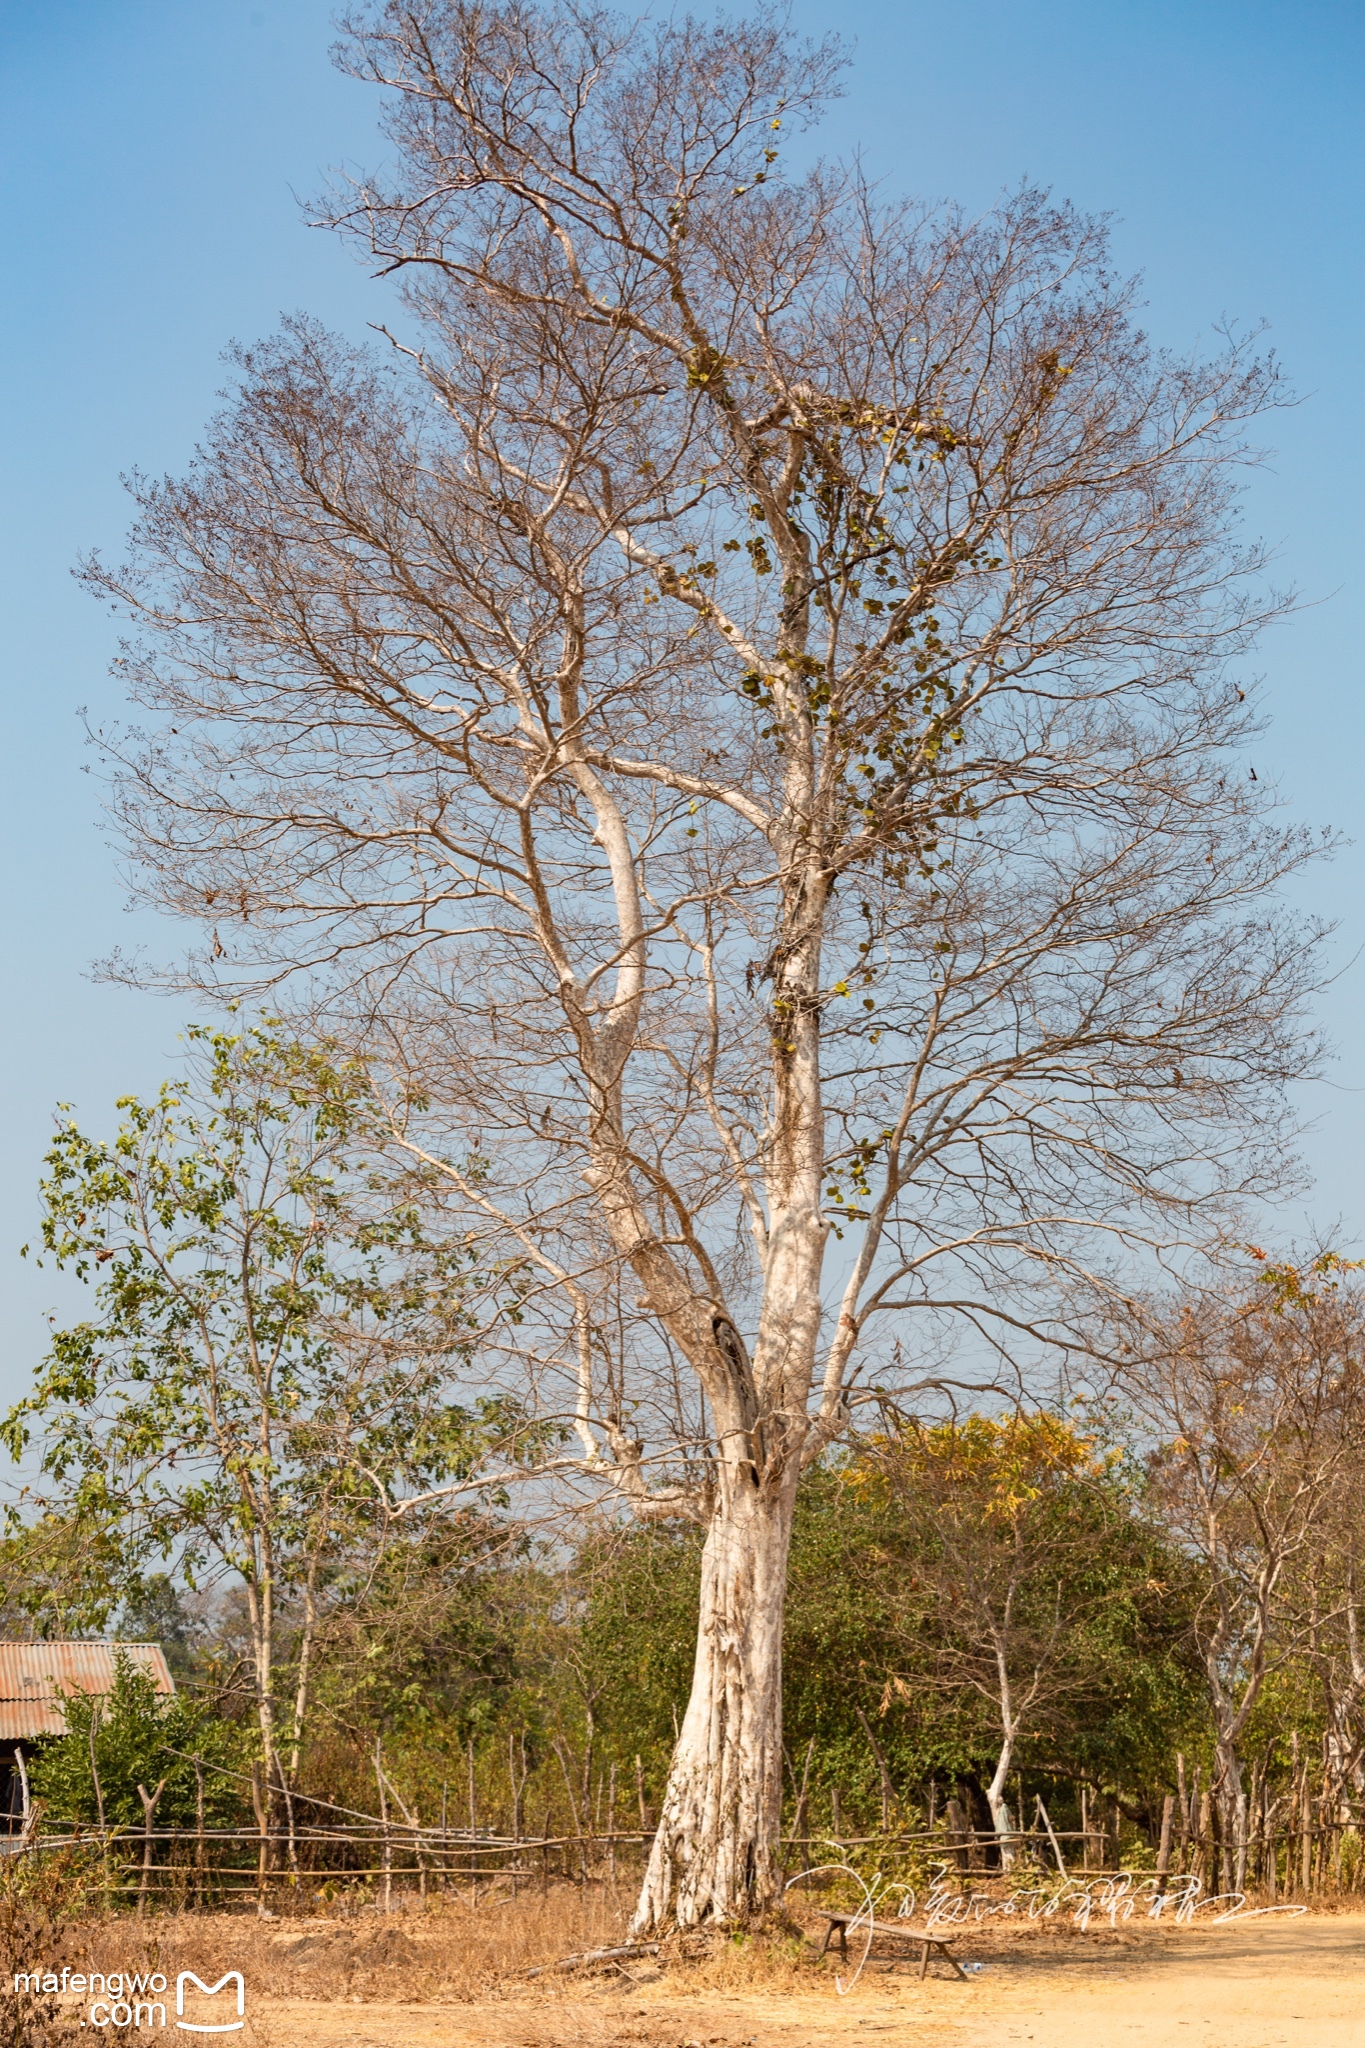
left=0, top=1641, right=174, bottom=1823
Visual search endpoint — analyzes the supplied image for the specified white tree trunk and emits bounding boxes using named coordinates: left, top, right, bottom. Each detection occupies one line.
left=632, top=1478, right=796, bottom=1931
left=983, top=1642, right=1019, bottom=1870
left=1232, top=1776, right=1249, bottom=1895
left=984, top=1741, right=1017, bottom=1871
left=1323, top=1587, right=1365, bottom=1820
left=1213, top=1739, right=1247, bottom=1896
left=1325, top=1728, right=1364, bottom=1818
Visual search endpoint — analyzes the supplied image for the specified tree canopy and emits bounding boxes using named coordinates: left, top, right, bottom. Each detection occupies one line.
left=66, top=0, right=1330, bottom=1925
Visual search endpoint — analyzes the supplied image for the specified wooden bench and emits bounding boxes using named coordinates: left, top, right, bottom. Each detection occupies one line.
left=817, top=1911, right=968, bottom=1980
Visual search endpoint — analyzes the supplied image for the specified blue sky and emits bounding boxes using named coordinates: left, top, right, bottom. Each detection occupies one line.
left=1, top=0, right=1362, bottom=1402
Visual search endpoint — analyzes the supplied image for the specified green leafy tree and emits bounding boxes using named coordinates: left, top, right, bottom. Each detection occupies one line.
left=580, top=1428, right=1201, bottom=1839
left=305, top=1512, right=527, bottom=1736
left=5, top=1023, right=509, bottom=1827
left=577, top=1522, right=704, bottom=1789
left=117, top=1576, right=213, bottom=1685
left=863, top=1414, right=1197, bottom=1861
left=29, top=1652, right=244, bottom=1832
left=0, top=1517, right=127, bottom=1641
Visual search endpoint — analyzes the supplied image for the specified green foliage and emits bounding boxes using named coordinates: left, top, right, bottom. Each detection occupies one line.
left=854, top=1416, right=1207, bottom=1793
left=3, top=1022, right=524, bottom=1779
left=577, top=1522, right=703, bottom=1776
left=5, top=1022, right=492, bottom=1594
left=0, top=1518, right=126, bottom=1641
left=0, top=1030, right=1328, bottom=1851
left=306, top=1513, right=530, bottom=1740
left=28, top=1653, right=245, bottom=1830
left=576, top=1439, right=1204, bottom=1819
left=117, top=1576, right=211, bottom=1684
left=782, top=1464, right=939, bottom=1785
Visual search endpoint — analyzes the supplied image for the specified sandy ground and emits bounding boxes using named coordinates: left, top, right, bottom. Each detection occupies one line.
left=240, top=1912, right=1365, bottom=2048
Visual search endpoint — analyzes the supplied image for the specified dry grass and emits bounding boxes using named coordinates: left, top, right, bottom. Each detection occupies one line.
left=41, top=1886, right=635, bottom=2005
left=25, top=1878, right=1365, bottom=2024
left=19, top=1882, right=872, bottom=2010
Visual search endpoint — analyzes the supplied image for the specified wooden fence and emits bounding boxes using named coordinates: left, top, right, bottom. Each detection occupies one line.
left=6, top=1802, right=1360, bottom=1910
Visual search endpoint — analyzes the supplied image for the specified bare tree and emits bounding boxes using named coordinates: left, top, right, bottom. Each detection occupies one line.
left=83, top=1, right=1324, bottom=1926
left=1301, top=1542, right=1365, bottom=1824
left=1283, top=1345, right=1365, bottom=1821
left=1128, top=1266, right=1365, bottom=1895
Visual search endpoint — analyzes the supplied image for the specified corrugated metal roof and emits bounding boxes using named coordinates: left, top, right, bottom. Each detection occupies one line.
left=0, top=1643, right=174, bottom=1741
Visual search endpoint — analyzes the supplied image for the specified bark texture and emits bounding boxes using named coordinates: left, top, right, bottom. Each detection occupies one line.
left=635, top=1481, right=795, bottom=1929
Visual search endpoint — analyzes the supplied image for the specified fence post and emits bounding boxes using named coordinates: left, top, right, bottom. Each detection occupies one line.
left=1154, top=1795, right=1175, bottom=1898
left=792, top=1738, right=815, bottom=1864
left=374, top=1738, right=393, bottom=1913
left=1194, top=1787, right=1211, bottom=1886
left=250, top=1763, right=269, bottom=1913
left=635, top=1755, right=648, bottom=1841
left=853, top=1704, right=895, bottom=1832
left=944, top=1795, right=970, bottom=1874
left=607, top=1761, right=617, bottom=1890
left=136, top=1778, right=166, bottom=1918
left=195, top=1757, right=206, bottom=1910
left=508, top=1731, right=528, bottom=1900
left=89, top=1714, right=112, bottom=1911
left=87, top=1710, right=105, bottom=1835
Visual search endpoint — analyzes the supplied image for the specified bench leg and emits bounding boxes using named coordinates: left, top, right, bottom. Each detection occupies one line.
left=918, top=1938, right=968, bottom=1981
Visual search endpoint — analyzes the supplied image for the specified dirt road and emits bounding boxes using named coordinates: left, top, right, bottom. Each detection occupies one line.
left=248, top=1911, right=1365, bottom=2048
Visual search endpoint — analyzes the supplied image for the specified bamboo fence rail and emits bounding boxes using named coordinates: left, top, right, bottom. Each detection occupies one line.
left=0, top=1807, right=1357, bottom=1908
